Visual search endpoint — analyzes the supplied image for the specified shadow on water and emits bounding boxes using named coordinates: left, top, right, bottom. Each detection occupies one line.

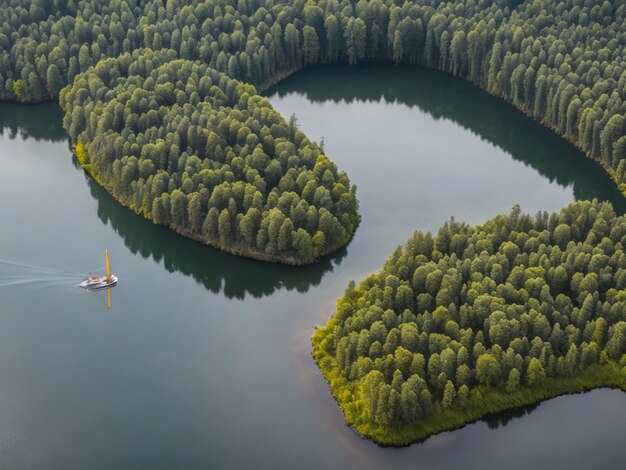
left=4, top=62, right=626, bottom=300
left=86, top=174, right=345, bottom=299
left=268, top=63, right=626, bottom=214
left=0, top=100, right=345, bottom=300
left=481, top=402, right=540, bottom=430
left=0, top=100, right=66, bottom=142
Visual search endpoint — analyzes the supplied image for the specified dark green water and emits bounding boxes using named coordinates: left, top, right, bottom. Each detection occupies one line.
left=1, top=64, right=624, bottom=469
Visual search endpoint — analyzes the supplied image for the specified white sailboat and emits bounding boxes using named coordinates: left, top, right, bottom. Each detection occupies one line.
left=79, top=249, right=118, bottom=290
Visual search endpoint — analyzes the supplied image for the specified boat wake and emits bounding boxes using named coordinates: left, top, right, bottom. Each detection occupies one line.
left=0, top=259, right=85, bottom=290
left=0, top=256, right=119, bottom=309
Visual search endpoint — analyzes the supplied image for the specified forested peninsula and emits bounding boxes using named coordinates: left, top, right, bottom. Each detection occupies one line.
left=2, top=0, right=626, bottom=263
left=60, top=50, right=358, bottom=263
left=2, top=0, right=626, bottom=445
left=313, top=201, right=626, bottom=445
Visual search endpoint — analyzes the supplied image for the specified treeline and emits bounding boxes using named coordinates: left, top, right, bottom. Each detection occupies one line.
left=313, top=200, right=626, bottom=444
left=1, top=0, right=626, bottom=187
left=60, top=50, right=358, bottom=263
left=85, top=174, right=342, bottom=300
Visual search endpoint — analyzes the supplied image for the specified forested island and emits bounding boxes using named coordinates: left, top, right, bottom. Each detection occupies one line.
left=2, top=0, right=626, bottom=446
left=313, top=201, right=626, bottom=444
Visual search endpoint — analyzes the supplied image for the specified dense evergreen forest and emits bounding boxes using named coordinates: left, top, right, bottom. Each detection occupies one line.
left=313, top=201, right=626, bottom=444
left=2, top=0, right=626, bottom=262
left=60, top=50, right=358, bottom=263
left=1, top=0, right=626, bottom=179
left=2, top=0, right=626, bottom=444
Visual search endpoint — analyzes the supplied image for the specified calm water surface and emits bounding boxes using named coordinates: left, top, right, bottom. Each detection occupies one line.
left=1, top=64, right=625, bottom=469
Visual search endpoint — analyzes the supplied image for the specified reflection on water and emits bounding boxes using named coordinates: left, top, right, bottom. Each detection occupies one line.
left=3, top=63, right=624, bottom=302
left=0, top=100, right=345, bottom=300
left=269, top=64, right=626, bottom=213
left=0, top=100, right=66, bottom=142
left=86, top=175, right=346, bottom=299
left=482, top=402, right=540, bottom=430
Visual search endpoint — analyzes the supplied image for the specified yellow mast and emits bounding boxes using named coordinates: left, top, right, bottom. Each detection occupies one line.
left=107, top=288, right=111, bottom=310
left=105, top=249, right=111, bottom=282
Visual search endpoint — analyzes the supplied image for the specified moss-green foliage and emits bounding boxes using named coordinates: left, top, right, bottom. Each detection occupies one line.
left=3, top=1, right=626, bottom=261
left=313, top=201, right=626, bottom=445
left=3, top=0, right=626, bottom=442
left=1, top=1, right=626, bottom=183
left=59, top=50, right=358, bottom=264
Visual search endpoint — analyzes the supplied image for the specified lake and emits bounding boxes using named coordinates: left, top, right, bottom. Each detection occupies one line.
left=0, top=63, right=624, bottom=469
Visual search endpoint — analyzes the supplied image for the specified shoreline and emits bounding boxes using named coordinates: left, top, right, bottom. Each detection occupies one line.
left=312, top=318, right=626, bottom=446
left=69, top=142, right=358, bottom=267
left=5, top=61, right=624, bottom=198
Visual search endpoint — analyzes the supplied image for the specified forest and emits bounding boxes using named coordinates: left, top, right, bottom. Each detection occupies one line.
left=1, top=0, right=626, bottom=445
left=2, top=0, right=626, bottom=263
left=313, top=201, right=626, bottom=444
left=0, top=0, right=624, bottom=173
left=60, top=49, right=358, bottom=263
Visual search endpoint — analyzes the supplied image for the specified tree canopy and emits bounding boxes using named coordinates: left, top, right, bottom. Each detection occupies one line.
left=2, top=0, right=626, bottom=261
left=1, top=0, right=625, bottom=185
left=3, top=0, right=626, bottom=442
left=60, top=50, right=358, bottom=263
left=313, top=200, right=626, bottom=444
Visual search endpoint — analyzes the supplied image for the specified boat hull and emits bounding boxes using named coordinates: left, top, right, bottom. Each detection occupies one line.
left=79, top=275, right=118, bottom=290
